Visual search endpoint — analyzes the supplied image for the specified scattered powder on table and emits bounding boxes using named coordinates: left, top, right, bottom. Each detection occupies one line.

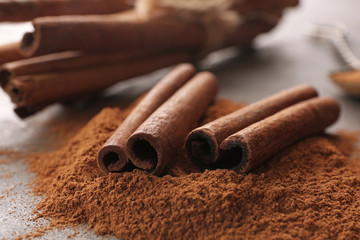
left=25, top=98, right=360, bottom=240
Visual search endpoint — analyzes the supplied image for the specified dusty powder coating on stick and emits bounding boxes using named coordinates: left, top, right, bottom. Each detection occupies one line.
left=220, top=97, right=340, bottom=172
left=126, top=71, right=219, bottom=175
left=97, top=63, right=196, bottom=173
left=185, top=84, right=318, bottom=167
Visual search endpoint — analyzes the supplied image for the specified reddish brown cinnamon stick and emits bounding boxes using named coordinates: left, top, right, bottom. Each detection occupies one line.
left=4, top=51, right=192, bottom=107
left=219, top=97, right=340, bottom=172
left=0, top=42, right=24, bottom=65
left=20, top=10, right=205, bottom=57
left=19, top=9, right=276, bottom=58
left=0, top=0, right=132, bottom=22
left=97, top=63, right=196, bottom=174
left=126, top=71, right=219, bottom=176
left=0, top=50, right=155, bottom=90
left=185, top=85, right=318, bottom=167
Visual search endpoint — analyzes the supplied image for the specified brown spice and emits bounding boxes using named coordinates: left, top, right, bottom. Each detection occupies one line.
left=26, top=98, right=360, bottom=239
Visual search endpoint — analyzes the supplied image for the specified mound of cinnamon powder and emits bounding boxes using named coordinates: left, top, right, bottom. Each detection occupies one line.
left=26, top=99, right=360, bottom=239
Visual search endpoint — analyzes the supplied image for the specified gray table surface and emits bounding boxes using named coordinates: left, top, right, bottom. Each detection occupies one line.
left=1, top=0, right=360, bottom=239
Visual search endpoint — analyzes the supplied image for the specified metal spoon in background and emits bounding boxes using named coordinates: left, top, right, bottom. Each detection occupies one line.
left=308, top=23, right=360, bottom=96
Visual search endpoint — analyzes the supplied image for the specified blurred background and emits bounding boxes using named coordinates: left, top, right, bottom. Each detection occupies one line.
left=0, top=0, right=359, bottom=238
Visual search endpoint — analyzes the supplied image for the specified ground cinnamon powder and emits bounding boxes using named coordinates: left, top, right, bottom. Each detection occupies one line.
left=25, top=98, right=360, bottom=239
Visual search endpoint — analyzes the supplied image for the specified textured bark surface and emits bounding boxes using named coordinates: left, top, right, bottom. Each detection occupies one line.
left=220, top=97, right=340, bottom=172
left=97, top=63, right=195, bottom=174
left=127, top=72, right=219, bottom=175
left=186, top=84, right=318, bottom=166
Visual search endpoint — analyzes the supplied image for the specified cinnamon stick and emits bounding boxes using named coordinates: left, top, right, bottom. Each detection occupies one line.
left=0, top=42, right=24, bottom=65
left=19, top=8, right=275, bottom=57
left=126, top=71, right=219, bottom=176
left=0, top=50, right=155, bottom=89
left=185, top=85, right=318, bottom=167
left=219, top=97, right=340, bottom=172
left=4, top=51, right=192, bottom=107
left=0, top=0, right=132, bottom=22
left=97, top=63, right=196, bottom=174
left=19, top=10, right=205, bottom=57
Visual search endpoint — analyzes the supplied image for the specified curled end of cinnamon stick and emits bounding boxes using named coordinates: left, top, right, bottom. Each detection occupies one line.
left=126, top=133, right=164, bottom=175
left=0, top=69, right=11, bottom=89
left=185, top=129, right=219, bottom=167
left=21, top=32, right=35, bottom=50
left=5, top=78, right=33, bottom=105
left=218, top=137, right=249, bottom=171
left=20, top=31, right=38, bottom=57
left=97, top=145, right=130, bottom=174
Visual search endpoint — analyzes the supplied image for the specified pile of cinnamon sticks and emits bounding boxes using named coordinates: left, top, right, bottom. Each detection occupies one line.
left=97, top=63, right=340, bottom=176
left=0, top=0, right=298, bottom=118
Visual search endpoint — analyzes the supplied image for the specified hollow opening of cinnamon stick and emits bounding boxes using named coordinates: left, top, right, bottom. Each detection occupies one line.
left=186, top=132, right=217, bottom=165
left=0, top=70, right=11, bottom=89
left=21, top=33, right=35, bottom=51
left=218, top=146, right=245, bottom=169
left=11, top=87, right=20, bottom=95
left=102, top=151, right=120, bottom=172
left=131, top=139, right=158, bottom=171
left=99, top=145, right=136, bottom=173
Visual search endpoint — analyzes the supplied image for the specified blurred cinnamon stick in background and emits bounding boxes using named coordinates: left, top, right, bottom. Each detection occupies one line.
left=0, top=0, right=132, bottom=22
left=0, top=0, right=299, bottom=118
left=4, top=52, right=191, bottom=112
left=19, top=9, right=276, bottom=57
left=19, top=10, right=207, bottom=57
left=0, top=49, right=156, bottom=88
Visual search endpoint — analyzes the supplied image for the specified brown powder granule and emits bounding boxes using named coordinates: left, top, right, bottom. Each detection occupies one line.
left=26, top=99, right=360, bottom=240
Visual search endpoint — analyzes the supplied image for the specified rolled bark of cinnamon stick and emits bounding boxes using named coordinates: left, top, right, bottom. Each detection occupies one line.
left=19, top=9, right=275, bottom=58
left=0, top=0, right=132, bottom=22
left=219, top=97, right=340, bottom=172
left=0, top=50, right=155, bottom=89
left=185, top=84, right=318, bottom=167
left=19, top=10, right=206, bottom=57
left=97, top=63, right=196, bottom=174
left=126, top=71, right=219, bottom=176
left=0, top=42, right=24, bottom=66
left=4, top=51, right=192, bottom=107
